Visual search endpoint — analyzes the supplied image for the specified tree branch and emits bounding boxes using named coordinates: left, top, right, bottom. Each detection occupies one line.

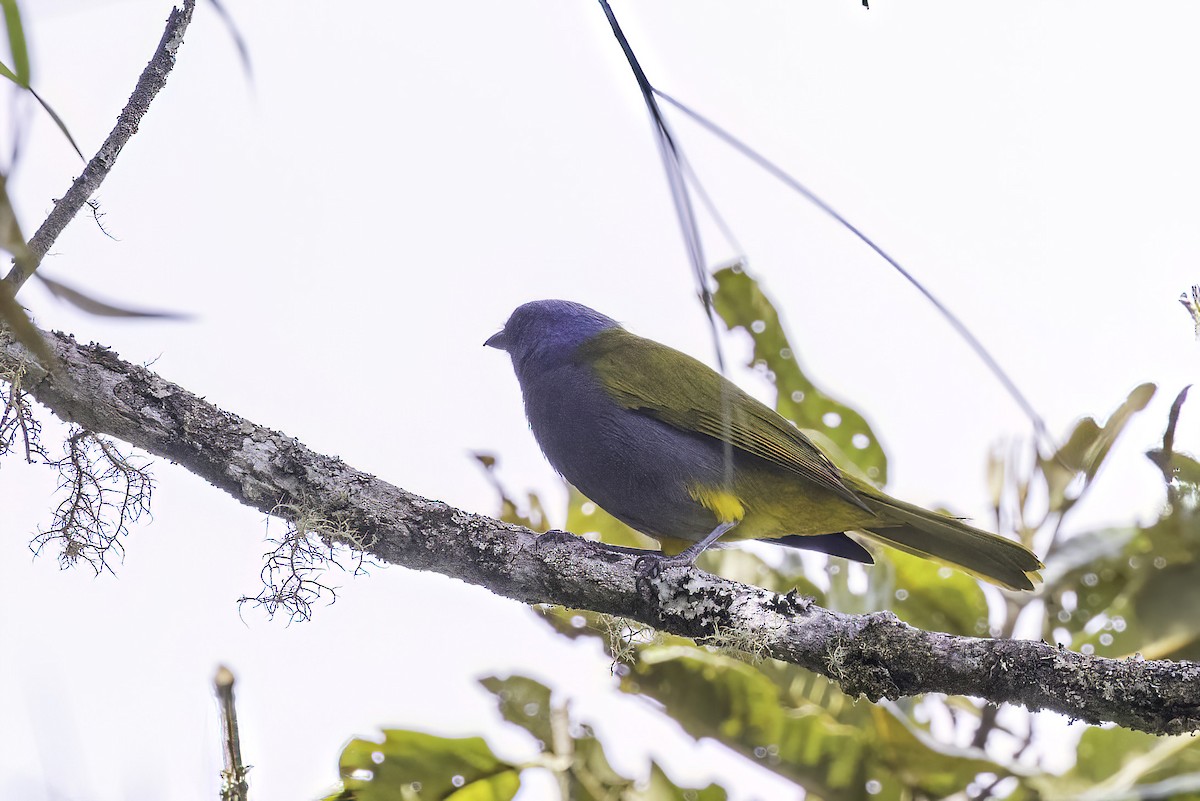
left=1, top=331, right=1198, bottom=736
left=3, top=0, right=197, bottom=291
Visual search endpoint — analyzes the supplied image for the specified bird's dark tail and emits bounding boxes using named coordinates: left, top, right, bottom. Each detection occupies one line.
left=774, top=533, right=874, bottom=564
left=859, top=492, right=1043, bottom=591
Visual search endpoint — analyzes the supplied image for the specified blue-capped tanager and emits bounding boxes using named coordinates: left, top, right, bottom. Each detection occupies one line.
left=486, top=299, right=1042, bottom=591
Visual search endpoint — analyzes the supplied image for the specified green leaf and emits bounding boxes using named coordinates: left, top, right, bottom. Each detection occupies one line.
left=1081, top=560, right=1200, bottom=661
left=1158, top=451, right=1200, bottom=495
left=625, top=646, right=864, bottom=796
left=631, top=646, right=785, bottom=745
left=1147, top=387, right=1200, bottom=513
left=479, top=673, right=729, bottom=801
left=1045, top=391, right=1200, bottom=648
left=531, top=605, right=612, bottom=643
left=0, top=277, right=57, bottom=370
left=1, top=0, right=29, bottom=88
left=36, top=272, right=192, bottom=319
left=1043, top=417, right=1100, bottom=511
left=1050, top=498, right=1200, bottom=658
left=712, top=264, right=888, bottom=485
left=883, top=548, right=989, bottom=636
left=0, top=172, right=31, bottom=265
left=0, top=171, right=56, bottom=368
left=624, top=645, right=1006, bottom=800
left=479, top=675, right=554, bottom=748
left=1040, top=526, right=1140, bottom=595
left=26, top=86, right=83, bottom=159
left=631, top=763, right=727, bottom=801
left=1030, top=727, right=1200, bottom=799
left=1082, top=383, right=1156, bottom=480
left=1043, top=385, right=1156, bottom=510
left=329, top=730, right=521, bottom=801
left=865, top=704, right=1012, bottom=799
left=566, top=735, right=634, bottom=800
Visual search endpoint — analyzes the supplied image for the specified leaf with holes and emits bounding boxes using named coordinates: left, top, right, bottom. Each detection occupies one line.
left=712, top=265, right=887, bottom=485
left=883, top=548, right=989, bottom=636
left=480, top=674, right=554, bottom=748
left=1028, top=727, right=1200, bottom=799
left=624, top=645, right=1008, bottom=800
left=329, top=730, right=521, bottom=801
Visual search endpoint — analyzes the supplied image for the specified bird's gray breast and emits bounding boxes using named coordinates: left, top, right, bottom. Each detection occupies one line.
left=518, top=360, right=725, bottom=540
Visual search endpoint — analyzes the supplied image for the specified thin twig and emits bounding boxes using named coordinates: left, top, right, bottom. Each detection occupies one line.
left=215, top=665, right=251, bottom=801
left=4, top=0, right=197, bottom=291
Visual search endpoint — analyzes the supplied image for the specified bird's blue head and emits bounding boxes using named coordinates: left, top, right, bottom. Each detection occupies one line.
left=485, top=300, right=620, bottom=376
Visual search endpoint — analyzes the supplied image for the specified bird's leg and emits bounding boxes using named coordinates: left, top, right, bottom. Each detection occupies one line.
left=635, top=521, right=739, bottom=578
left=670, top=521, right=740, bottom=563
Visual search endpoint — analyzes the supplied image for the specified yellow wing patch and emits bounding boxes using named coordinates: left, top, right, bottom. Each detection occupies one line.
left=686, top=485, right=745, bottom=524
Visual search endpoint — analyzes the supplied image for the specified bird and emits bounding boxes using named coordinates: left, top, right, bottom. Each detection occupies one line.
left=485, top=299, right=1043, bottom=590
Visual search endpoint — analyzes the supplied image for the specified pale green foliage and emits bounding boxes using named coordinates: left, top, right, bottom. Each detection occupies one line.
left=325, top=675, right=726, bottom=801
left=712, top=264, right=889, bottom=486
left=326, top=730, right=521, bottom=801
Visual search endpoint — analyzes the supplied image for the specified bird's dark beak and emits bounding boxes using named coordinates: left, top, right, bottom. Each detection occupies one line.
left=484, top=330, right=508, bottom=350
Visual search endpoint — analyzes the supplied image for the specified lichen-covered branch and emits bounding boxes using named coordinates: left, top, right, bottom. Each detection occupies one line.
left=1, top=331, right=1198, bottom=735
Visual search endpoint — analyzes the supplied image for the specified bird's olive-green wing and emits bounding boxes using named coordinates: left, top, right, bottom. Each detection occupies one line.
left=579, top=328, right=867, bottom=509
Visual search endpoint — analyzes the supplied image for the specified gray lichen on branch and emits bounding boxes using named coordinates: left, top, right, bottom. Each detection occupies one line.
left=30, top=426, right=153, bottom=574
left=0, top=348, right=45, bottom=463
left=240, top=500, right=380, bottom=622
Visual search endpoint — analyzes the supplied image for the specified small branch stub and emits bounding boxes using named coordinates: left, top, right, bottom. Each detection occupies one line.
left=215, top=664, right=250, bottom=801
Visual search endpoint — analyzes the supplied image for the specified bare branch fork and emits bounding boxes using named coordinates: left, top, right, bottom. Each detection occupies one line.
left=3, top=0, right=197, bottom=291
left=1, top=332, right=1198, bottom=736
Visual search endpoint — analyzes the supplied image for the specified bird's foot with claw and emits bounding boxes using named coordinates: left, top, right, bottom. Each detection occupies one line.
left=635, top=553, right=695, bottom=580
left=634, top=553, right=663, bottom=579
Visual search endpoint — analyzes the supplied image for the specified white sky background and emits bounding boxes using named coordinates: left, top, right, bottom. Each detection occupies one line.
left=3, top=0, right=1199, bottom=799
